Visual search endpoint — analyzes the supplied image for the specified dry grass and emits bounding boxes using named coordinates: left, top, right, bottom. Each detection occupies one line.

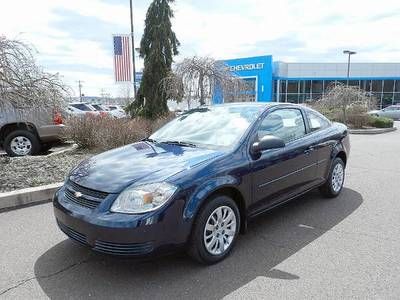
left=64, top=114, right=174, bottom=151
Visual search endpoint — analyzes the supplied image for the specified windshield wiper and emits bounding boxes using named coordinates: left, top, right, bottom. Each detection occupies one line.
left=142, top=137, right=158, bottom=143
left=159, top=140, right=197, bottom=148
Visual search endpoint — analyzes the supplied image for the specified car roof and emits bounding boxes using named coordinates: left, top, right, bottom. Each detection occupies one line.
left=208, top=102, right=304, bottom=111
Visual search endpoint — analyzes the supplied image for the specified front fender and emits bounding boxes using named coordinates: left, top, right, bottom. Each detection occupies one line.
left=183, top=175, right=241, bottom=220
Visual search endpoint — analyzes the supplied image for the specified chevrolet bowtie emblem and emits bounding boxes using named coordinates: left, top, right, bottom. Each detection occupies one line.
left=74, top=191, right=83, bottom=198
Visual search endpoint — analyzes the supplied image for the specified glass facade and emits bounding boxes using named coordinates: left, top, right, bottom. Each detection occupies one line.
left=274, top=79, right=400, bottom=108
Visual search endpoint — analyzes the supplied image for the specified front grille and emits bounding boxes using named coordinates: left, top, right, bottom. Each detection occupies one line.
left=57, top=220, right=88, bottom=245
left=94, top=240, right=154, bottom=256
left=64, top=189, right=101, bottom=209
left=67, top=180, right=109, bottom=199
left=64, top=180, right=109, bottom=209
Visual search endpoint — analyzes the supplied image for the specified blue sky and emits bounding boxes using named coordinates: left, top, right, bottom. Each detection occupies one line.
left=1, top=0, right=400, bottom=96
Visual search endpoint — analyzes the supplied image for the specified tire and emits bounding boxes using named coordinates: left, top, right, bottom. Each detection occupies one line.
left=319, top=157, right=345, bottom=198
left=187, top=195, right=240, bottom=265
left=4, top=130, right=40, bottom=157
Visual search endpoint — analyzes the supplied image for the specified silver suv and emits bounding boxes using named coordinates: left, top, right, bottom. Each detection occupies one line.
left=0, top=105, right=65, bottom=156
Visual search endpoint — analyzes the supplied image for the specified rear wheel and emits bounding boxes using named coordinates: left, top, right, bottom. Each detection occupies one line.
left=188, top=195, right=240, bottom=264
left=4, top=130, right=40, bottom=157
left=319, top=157, right=345, bottom=198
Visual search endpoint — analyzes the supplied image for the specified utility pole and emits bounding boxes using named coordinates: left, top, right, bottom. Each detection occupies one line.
left=77, top=80, right=84, bottom=102
left=343, top=50, right=356, bottom=86
left=129, top=0, right=137, bottom=98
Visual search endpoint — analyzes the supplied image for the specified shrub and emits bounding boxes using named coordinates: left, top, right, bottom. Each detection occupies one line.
left=64, top=114, right=174, bottom=151
left=368, top=116, right=394, bottom=128
left=346, top=114, right=372, bottom=129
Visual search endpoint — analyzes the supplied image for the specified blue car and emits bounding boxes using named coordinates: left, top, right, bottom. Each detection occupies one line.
left=53, top=103, right=350, bottom=264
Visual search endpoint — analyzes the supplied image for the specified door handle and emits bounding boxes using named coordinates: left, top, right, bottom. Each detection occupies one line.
left=304, top=146, right=315, bottom=155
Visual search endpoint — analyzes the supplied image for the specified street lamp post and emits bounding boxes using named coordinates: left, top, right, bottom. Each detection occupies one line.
left=343, top=50, right=356, bottom=86
left=129, top=0, right=137, bottom=98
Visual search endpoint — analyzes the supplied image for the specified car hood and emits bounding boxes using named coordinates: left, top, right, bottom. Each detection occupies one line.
left=69, top=141, right=225, bottom=193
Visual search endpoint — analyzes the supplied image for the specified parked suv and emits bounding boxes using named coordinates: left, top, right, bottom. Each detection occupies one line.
left=0, top=104, right=65, bottom=156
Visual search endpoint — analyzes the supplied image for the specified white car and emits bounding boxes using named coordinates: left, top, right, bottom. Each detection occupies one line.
left=67, top=103, right=100, bottom=117
left=104, top=105, right=127, bottom=119
left=368, top=105, right=400, bottom=120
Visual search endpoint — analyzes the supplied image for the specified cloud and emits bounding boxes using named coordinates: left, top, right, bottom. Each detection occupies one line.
left=1, top=0, right=400, bottom=96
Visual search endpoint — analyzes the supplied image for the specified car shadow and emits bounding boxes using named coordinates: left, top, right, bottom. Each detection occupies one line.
left=34, top=188, right=362, bottom=300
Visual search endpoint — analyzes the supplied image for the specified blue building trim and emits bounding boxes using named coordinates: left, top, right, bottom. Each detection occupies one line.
left=212, top=55, right=273, bottom=104
left=274, top=76, right=400, bottom=81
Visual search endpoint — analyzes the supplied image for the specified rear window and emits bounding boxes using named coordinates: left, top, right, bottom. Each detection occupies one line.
left=306, top=110, right=331, bottom=132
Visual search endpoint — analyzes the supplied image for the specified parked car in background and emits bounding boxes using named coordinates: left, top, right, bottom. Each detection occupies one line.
left=54, top=103, right=350, bottom=264
left=67, top=102, right=99, bottom=117
left=104, top=104, right=127, bottom=118
left=368, top=105, right=400, bottom=120
left=0, top=104, right=64, bottom=156
left=90, top=104, right=111, bottom=117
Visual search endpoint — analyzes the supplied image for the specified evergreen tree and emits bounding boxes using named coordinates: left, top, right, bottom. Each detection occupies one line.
left=133, top=0, right=179, bottom=119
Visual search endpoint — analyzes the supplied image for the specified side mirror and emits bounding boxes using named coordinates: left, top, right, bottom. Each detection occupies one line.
left=251, top=135, right=285, bottom=155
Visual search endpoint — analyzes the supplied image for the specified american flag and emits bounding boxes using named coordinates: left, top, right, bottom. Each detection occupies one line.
left=113, top=35, right=131, bottom=82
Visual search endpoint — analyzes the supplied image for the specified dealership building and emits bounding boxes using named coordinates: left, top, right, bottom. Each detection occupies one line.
left=212, top=55, right=400, bottom=108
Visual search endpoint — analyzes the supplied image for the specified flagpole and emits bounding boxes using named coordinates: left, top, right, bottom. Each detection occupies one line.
left=129, top=0, right=137, bottom=98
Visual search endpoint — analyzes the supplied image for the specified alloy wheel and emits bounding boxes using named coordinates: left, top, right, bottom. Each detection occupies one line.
left=331, top=163, right=344, bottom=193
left=10, top=136, right=32, bottom=156
left=203, top=206, right=237, bottom=256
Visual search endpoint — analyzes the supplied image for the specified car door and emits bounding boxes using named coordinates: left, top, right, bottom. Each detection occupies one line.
left=249, top=108, right=318, bottom=215
left=305, top=109, right=336, bottom=182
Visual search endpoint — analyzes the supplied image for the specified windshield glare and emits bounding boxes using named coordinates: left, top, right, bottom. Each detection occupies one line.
left=150, top=105, right=263, bottom=148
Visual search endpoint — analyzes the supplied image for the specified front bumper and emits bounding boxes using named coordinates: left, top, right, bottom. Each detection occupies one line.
left=53, top=185, right=191, bottom=257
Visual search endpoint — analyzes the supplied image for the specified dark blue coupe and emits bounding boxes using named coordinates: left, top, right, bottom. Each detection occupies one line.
left=54, top=103, right=350, bottom=264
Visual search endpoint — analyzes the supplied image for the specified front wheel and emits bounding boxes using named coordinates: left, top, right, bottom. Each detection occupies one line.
left=319, top=157, right=345, bottom=198
left=188, top=195, right=240, bottom=264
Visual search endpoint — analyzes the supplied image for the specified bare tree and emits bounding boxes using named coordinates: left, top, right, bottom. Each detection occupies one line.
left=161, top=56, right=252, bottom=106
left=0, top=36, right=69, bottom=110
left=313, top=83, right=377, bottom=124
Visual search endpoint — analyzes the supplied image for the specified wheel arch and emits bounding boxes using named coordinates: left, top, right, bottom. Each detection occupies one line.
left=0, top=122, right=38, bottom=143
left=184, top=179, right=248, bottom=234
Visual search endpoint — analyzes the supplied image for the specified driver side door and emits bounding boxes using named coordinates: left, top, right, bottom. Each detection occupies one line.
left=249, top=108, right=318, bottom=216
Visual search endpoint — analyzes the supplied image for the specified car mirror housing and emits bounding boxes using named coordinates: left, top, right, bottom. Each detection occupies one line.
left=251, top=135, right=285, bottom=156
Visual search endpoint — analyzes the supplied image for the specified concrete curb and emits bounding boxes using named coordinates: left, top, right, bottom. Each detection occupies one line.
left=0, top=182, right=63, bottom=212
left=349, top=127, right=397, bottom=135
left=47, top=143, right=78, bottom=157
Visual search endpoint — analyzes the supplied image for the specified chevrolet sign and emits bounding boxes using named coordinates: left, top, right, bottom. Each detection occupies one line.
left=229, top=63, right=265, bottom=72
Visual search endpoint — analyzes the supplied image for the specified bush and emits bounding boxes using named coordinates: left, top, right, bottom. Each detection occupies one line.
left=64, top=114, right=174, bottom=151
left=368, top=116, right=394, bottom=128
left=346, top=114, right=372, bottom=129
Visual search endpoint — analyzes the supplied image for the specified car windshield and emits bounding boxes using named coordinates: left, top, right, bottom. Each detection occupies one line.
left=150, top=105, right=264, bottom=148
left=92, top=104, right=104, bottom=111
left=71, top=104, right=93, bottom=111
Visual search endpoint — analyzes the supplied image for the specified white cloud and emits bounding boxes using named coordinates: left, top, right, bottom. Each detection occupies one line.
left=1, top=0, right=400, bottom=96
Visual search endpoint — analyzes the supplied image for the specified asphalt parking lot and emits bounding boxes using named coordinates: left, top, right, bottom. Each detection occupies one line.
left=1, top=123, right=400, bottom=299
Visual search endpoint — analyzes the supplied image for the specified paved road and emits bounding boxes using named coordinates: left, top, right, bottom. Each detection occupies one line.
left=1, top=124, right=400, bottom=299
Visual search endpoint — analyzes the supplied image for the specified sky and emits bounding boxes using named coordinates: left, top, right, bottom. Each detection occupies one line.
left=1, top=0, right=400, bottom=97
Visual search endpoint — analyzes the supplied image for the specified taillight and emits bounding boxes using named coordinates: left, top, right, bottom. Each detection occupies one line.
left=53, top=112, right=63, bottom=125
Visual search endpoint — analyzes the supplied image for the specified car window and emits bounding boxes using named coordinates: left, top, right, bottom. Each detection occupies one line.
left=307, top=110, right=331, bottom=132
left=71, top=104, right=92, bottom=111
left=257, top=108, right=306, bottom=143
left=92, top=105, right=104, bottom=111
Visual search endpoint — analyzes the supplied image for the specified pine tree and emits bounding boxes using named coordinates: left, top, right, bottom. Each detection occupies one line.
left=134, top=0, right=179, bottom=119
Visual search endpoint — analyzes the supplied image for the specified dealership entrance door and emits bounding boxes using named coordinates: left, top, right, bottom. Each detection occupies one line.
left=224, top=77, right=257, bottom=103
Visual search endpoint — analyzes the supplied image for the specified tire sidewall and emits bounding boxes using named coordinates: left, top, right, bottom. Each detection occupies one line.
left=4, top=130, right=40, bottom=157
left=192, top=195, right=240, bottom=264
left=327, top=158, right=345, bottom=196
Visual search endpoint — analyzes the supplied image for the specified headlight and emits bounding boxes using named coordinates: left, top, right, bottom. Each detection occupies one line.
left=110, top=182, right=178, bottom=214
